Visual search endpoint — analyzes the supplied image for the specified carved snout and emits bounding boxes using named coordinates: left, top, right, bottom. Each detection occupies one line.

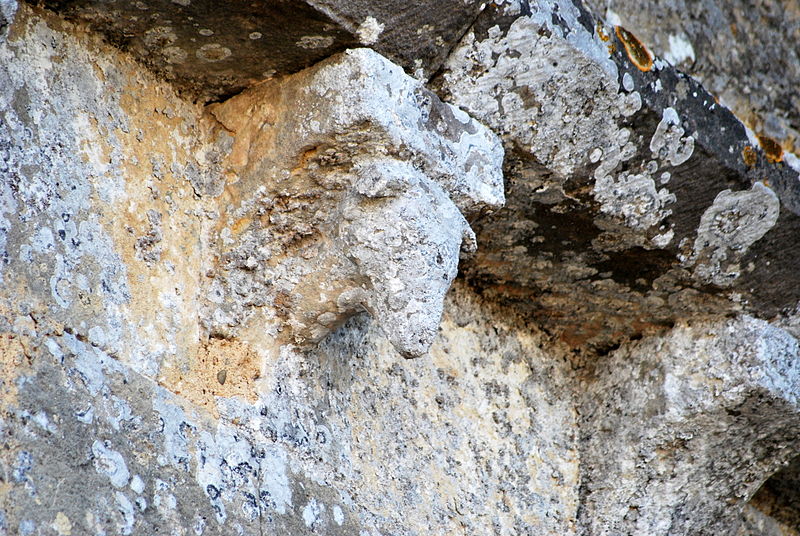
left=342, top=160, right=475, bottom=357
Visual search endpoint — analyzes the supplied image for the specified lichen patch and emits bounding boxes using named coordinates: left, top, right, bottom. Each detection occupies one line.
left=615, top=26, right=653, bottom=72
left=0, top=332, right=29, bottom=406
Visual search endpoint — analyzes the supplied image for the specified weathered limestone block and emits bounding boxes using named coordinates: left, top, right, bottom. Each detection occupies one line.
left=582, top=0, right=800, bottom=158
left=207, top=48, right=504, bottom=357
left=3, top=0, right=800, bottom=535
left=579, top=317, right=800, bottom=535
left=0, top=6, right=576, bottom=535
left=436, top=0, right=800, bottom=351
left=36, top=0, right=484, bottom=101
left=0, top=0, right=16, bottom=39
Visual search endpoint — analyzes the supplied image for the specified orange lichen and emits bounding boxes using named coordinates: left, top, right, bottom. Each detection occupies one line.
left=742, top=145, right=757, bottom=168
left=757, top=134, right=783, bottom=164
left=615, top=26, right=653, bottom=72
left=597, top=22, right=611, bottom=42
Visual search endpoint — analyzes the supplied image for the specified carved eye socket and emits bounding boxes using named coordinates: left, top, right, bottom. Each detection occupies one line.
left=615, top=26, right=653, bottom=72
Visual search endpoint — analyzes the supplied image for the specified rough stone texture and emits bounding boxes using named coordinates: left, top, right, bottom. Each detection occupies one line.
left=583, top=0, right=800, bottom=157
left=1, top=284, right=578, bottom=535
left=579, top=317, right=800, bottom=535
left=206, top=48, right=504, bottom=357
left=436, top=0, right=800, bottom=353
left=0, top=4, right=569, bottom=534
left=746, top=456, right=800, bottom=535
left=2, top=0, right=800, bottom=535
left=36, top=0, right=484, bottom=102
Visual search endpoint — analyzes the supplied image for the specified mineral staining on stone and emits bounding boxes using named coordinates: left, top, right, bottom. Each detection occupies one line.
left=2, top=1, right=800, bottom=535
left=757, top=133, right=784, bottom=164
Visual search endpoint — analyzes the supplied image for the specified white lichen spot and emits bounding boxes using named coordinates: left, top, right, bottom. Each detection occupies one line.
left=296, top=35, right=334, bottom=49
left=302, top=498, right=325, bottom=528
left=144, top=26, right=177, bottom=48
left=52, top=512, right=72, bottom=536
left=171, top=0, right=191, bottom=5
left=115, top=492, right=136, bottom=535
left=618, top=91, right=642, bottom=117
left=650, top=107, right=694, bottom=166
left=356, top=16, right=385, bottom=45
left=594, top=171, right=676, bottom=232
left=162, top=46, right=187, bottom=64
left=664, top=33, right=695, bottom=67
left=688, top=182, right=780, bottom=286
left=333, top=505, right=344, bottom=525
left=196, top=44, right=232, bottom=62
left=198, top=28, right=214, bottom=36
left=130, top=474, right=145, bottom=495
left=248, top=32, right=262, bottom=40
left=92, top=440, right=130, bottom=488
left=622, top=72, right=634, bottom=92
left=653, top=79, right=662, bottom=92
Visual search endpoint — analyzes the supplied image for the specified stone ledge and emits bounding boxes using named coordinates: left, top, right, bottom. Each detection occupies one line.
left=436, top=0, right=800, bottom=352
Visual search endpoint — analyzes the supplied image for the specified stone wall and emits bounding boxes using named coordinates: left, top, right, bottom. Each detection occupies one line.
left=1, top=1, right=799, bottom=535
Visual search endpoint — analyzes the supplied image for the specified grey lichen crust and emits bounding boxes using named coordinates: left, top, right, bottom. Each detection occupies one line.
left=208, top=48, right=504, bottom=357
left=2, top=1, right=800, bottom=535
left=580, top=317, right=800, bottom=536
left=435, top=0, right=800, bottom=351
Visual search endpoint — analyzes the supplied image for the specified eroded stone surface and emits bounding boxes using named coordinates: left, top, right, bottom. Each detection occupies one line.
left=746, top=455, right=800, bottom=536
left=206, top=48, right=504, bottom=357
left=579, top=317, right=800, bottom=536
left=583, top=0, right=800, bottom=157
left=2, top=0, right=800, bottom=535
left=36, top=0, right=484, bottom=102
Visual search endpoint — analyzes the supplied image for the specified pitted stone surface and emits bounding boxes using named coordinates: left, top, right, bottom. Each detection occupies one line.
left=37, top=0, right=485, bottom=102
left=583, top=0, right=800, bottom=158
left=579, top=317, right=800, bottom=536
left=2, top=0, right=800, bottom=535
left=207, top=48, right=504, bottom=357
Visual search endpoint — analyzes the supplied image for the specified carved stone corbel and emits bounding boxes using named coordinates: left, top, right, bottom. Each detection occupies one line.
left=205, top=48, right=504, bottom=357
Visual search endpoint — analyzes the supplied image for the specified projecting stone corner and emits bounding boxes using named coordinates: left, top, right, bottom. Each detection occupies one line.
left=434, top=0, right=800, bottom=351
left=204, top=48, right=504, bottom=357
left=579, top=317, right=800, bottom=536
